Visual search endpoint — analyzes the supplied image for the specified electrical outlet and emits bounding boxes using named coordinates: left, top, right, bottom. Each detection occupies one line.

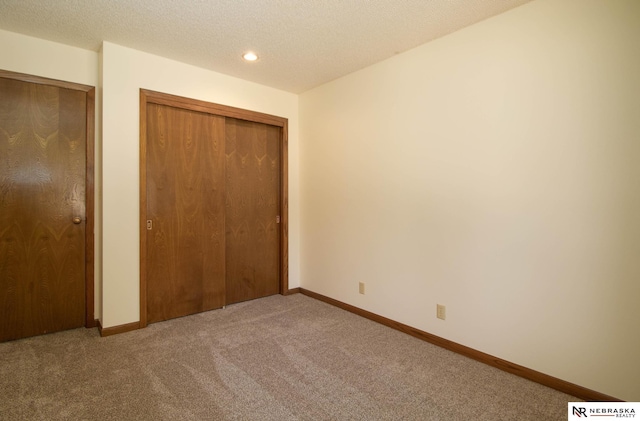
left=359, top=282, right=365, bottom=295
left=437, top=304, right=446, bottom=320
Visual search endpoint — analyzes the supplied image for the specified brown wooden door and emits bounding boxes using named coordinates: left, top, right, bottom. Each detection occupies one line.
left=145, top=104, right=226, bottom=323
left=225, top=118, right=280, bottom=304
left=0, top=77, right=86, bottom=342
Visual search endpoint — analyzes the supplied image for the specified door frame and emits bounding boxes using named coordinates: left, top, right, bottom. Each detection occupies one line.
left=0, top=69, right=96, bottom=328
left=139, top=89, right=289, bottom=328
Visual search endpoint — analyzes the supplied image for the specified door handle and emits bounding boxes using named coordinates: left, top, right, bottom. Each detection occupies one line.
left=72, top=216, right=82, bottom=224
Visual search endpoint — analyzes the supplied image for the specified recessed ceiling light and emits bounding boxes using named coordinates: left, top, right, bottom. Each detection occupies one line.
left=243, top=52, right=258, bottom=62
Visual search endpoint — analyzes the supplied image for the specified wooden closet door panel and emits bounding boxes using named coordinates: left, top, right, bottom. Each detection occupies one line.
left=0, top=78, right=86, bottom=342
left=146, top=104, right=225, bottom=323
left=225, top=118, right=280, bottom=304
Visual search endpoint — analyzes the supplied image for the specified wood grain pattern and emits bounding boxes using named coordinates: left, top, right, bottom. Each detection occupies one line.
left=300, top=288, right=622, bottom=402
left=1, top=70, right=95, bottom=332
left=140, top=89, right=286, bottom=128
left=139, top=91, right=149, bottom=328
left=0, top=70, right=95, bottom=93
left=145, top=104, right=226, bottom=324
left=279, top=121, right=289, bottom=294
left=0, top=77, right=86, bottom=342
left=225, top=118, right=281, bottom=305
left=140, top=90, right=288, bottom=325
left=84, top=87, right=96, bottom=328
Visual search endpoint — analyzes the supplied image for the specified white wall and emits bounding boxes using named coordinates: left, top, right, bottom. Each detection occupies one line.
left=101, top=42, right=300, bottom=328
left=299, top=0, right=640, bottom=401
left=0, top=29, right=97, bottom=85
left=0, top=29, right=102, bottom=319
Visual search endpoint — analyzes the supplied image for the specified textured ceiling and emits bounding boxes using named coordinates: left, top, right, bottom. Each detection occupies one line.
left=0, top=0, right=532, bottom=93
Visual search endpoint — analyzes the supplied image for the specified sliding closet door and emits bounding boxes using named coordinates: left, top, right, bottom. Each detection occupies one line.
left=145, top=104, right=226, bottom=323
left=225, top=118, right=280, bottom=304
left=141, top=89, right=288, bottom=327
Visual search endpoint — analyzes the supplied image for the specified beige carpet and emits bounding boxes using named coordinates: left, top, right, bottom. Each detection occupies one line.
left=0, top=293, right=576, bottom=420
